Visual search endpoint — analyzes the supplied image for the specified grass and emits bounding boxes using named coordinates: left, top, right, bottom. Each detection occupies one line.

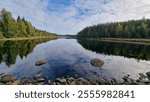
left=0, top=36, right=57, bottom=41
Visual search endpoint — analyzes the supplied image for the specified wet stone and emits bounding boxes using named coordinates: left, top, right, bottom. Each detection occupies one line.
left=35, top=60, right=46, bottom=66
left=90, top=58, right=104, bottom=67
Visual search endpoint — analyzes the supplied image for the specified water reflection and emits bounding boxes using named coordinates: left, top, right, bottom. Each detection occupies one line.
left=0, top=38, right=53, bottom=67
left=0, top=38, right=150, bottom=80
left=77, top=39, right=150, bottom=61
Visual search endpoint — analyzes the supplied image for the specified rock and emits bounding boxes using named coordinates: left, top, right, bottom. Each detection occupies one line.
left=111, top=79, right=118, bottom=85
left=76, top=81, right=84, bottom=85
left=90, top=58, right=104, bottom=67
left=35, top=60, right=46, bottom=66
left=139, top=73, right=146, bottom=79
left=6, top=82, right=12, bottom=85
left=35, top=74, right=42, bottom=78
left=130, top=79, right=138, bottom=85
left=96, top=77, right=108, bottom=85
left=0, top=82, right=5, bottom=85
left=122, top=76, right=129, bottom=82
left=12, top=80, right=21, bottom=85
left=55, top=78, right=67, bottom=85
left=146, top=72, right=150, bottom=77
left=1, top=74, right=16, bottom=83
left=70, top=81, right=76, bottom=85
left=144, top=80, right=150, bottom=84
left=34, top=74, right=45, bottom=82
left=48, top=80, right=51, bottom=85
left=37, top=82, right=44, bottom=85
left=35, top=77, right=45, bottom=82
left=67, top=77, right=75, bottom=84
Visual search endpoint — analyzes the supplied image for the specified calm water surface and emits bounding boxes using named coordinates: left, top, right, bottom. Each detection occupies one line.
left=0, top=38, right=150, bottom=81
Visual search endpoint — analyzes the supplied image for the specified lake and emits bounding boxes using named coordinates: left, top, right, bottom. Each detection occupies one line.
left=0, top=38, right=150, bottom=81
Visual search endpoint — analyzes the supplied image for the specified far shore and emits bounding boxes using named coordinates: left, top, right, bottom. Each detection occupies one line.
left=81, top=38, right=150, bottom=45
left=0, top=36, right=57, bottom=41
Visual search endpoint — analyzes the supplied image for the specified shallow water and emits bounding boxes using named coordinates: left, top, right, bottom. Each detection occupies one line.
left=0, top=38, right=150, bottom=81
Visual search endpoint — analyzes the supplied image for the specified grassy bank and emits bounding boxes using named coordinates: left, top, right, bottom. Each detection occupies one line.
left=0, top=36, right=57, bottom=41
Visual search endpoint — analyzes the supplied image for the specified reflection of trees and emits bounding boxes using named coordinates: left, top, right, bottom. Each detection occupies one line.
left=0, top=38, right=52, bottom=66
left=78, top=39, right=150, bottom=60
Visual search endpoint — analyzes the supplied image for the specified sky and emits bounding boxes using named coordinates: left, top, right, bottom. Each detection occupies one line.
left=0, top=0, right=150, bottom=35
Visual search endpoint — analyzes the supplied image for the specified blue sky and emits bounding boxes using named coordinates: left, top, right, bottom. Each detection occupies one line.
left=1, top=0, right=150, bottom=35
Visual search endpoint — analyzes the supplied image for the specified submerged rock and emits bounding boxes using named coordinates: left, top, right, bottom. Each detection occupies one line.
left=35, top=60, right=46, bottom=66
left=1, top=74, right=16, bottom=83
left=90, top=58, right=104, bottom=67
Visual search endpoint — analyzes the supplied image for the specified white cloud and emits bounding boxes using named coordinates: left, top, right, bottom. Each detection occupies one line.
left=0, top=0, right=150, bottom=34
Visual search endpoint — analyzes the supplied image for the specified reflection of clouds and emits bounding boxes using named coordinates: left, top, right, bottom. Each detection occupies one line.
left=0, top=39, right=150, bottom=80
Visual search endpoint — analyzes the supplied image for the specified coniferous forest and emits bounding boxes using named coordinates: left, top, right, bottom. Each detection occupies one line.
left=77, top=18, right=150, bottom=39
left=0, top=8, right=56, bottom=38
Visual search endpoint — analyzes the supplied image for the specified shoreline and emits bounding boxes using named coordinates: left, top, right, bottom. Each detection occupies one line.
left=80, top=38, right=150, bottom=45
left=0, top=72, right=150, bottom=85
left=0, top=36, right=57, bottom=41
left=99, top=38, right=150, bottom=45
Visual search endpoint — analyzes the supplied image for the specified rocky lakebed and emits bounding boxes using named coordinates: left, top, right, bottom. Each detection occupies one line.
left=0, top=72, right=150, bottom=85
left=0, top=58, right=150, bottom=85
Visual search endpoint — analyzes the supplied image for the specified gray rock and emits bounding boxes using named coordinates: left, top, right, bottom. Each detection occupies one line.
left=76, top=81, right=84, bottom=85
left=78, top=78, right=88, bottom=83
left=35, top=74, right=42, bottom=78
left=37, top=82, right=44, bottom=85
left=35, top=60, right=46, bottom=66
left=12, top=80, right=21, bottom=85
left=139, top=73, right=146, bottom=79
left=0, top=82, right=5, bottom=85
left=6, top=82, right=12, bottom=85
left=122, top=76, right=129, bottom=82
left=146, top=72, right=150, bottom=77
left=48, top=80, right=51, bottom=85
left=70, top=81, right=76, bottom=85
left=36, top=77, right=45, bottom=82
left=96, top=77, right=108, bottom=85
left=90, top=58, right=104, bottom=67
left=55, top=78, right=67, bottom=84
left=1, top=74, right=16, bottom=83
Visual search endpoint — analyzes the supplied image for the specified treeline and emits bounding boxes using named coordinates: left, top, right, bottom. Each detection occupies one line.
left=77, top=18, right=150, bottom=38
left=0, top=8, right=56, bottom=38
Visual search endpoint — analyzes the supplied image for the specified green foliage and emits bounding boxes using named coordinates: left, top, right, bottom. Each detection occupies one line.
left=77, top=18, right=150, bottom=39
left=0, top=8, right=56, bottom=38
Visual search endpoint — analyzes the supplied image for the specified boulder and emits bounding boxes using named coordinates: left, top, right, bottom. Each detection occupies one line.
left=35, top=60, right=46, bottom=66
left=1, top=74, right=16, bottom=83
left=90, top=58, right=104, bottom=67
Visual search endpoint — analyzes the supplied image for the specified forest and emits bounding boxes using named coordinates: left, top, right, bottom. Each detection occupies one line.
left=77, top=18, right=150, bottom=39
left=0, top=8, right=56, bottom=38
